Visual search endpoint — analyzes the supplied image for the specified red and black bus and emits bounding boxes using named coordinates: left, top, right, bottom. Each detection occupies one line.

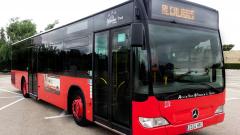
left=11, top=0, right=225, bottom=134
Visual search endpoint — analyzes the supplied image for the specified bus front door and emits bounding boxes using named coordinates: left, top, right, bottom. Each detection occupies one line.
left=94, top=26, right=131, bottom=134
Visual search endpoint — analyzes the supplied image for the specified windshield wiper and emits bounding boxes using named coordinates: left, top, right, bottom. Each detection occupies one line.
left=198, top=82, right=221, bottom=93
left=176, top=79, right=220, bottom=93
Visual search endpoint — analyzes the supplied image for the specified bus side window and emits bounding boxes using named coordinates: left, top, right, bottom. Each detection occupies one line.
left=94, top=31, right=109, bottom=118
left=63, top=36, right=92, bottom=77
left=133, top=48, right=149, bottom=101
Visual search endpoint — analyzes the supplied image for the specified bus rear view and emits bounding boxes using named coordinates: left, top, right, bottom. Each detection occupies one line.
left=132, top=0, right=225, bottom=135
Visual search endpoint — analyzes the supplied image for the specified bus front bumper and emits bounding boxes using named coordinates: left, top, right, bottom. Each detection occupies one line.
left=133, top=113, right=224, bottom=135
left=165, top=113, right=224, bottom=135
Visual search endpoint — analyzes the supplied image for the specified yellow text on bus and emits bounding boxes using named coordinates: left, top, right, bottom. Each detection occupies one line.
left=161, top=4, right=195, bottom=20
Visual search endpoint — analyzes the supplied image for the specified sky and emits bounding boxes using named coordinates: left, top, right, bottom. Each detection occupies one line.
left=0, top=0, right=239, bottom=49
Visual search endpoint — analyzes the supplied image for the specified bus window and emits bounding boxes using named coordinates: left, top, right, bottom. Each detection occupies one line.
left=133, top=48, right=149, bottom=101
left=63, top=37, right=92, bottom=77
left=111, top=28, right=130, bottom=126
left=149, top=24, right=224, bottom=100
left=94, top=31, right=109, bottom=118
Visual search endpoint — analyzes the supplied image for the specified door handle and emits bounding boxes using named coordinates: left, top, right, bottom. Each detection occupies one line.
left=100, top=78, right=108, bottom=85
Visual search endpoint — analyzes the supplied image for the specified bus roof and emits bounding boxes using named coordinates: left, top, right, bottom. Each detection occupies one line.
left=12, top=0, right=219, bottom=46
left=12, top=0, right=132, bottom=46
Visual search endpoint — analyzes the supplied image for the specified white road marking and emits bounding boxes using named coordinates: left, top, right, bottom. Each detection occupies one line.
left=44, top=111, right=72, bottom=120
left=0, top=96, right=22, bottom=99
left=226, top=98, right=240, bottom=101
left=0, top=88, right=22, bottom=96
left=0, top=77, right=10, bottom=79
left=0, top=98, right=24, bottom=111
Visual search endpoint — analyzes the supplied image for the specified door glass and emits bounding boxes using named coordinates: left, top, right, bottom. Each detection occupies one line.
left=112, top=28, right=130, bottom=126
left=28, top=47, right=38, bottom=96
left=94, top=32, right=109, bottom=118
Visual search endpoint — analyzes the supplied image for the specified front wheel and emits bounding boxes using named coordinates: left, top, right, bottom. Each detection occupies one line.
left=21, top=79, right=29, bottom=98
left=72, top=93, right=88, bottom=126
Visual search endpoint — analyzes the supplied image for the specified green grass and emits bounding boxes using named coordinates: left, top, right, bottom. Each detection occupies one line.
left=224, top=63, right=240, bottom=69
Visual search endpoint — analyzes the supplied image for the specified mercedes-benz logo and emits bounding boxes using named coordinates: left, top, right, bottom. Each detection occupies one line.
left=192, top=109, right=199, bottom=119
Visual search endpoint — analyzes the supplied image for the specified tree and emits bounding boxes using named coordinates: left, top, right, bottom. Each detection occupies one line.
left=6, top=18, right=37, bottom=43
left=44, top=20, right=59, bottom=31
left=0, top=18, right=37, bottom=71
left=0, top=27, right=9, bottom=70
left=0, top=27, right=6, bottom=44
left=223, top=44, right=234, bottom=51
left=0, top=43, right=11, bottom=66
left=0, top=27, right=6, bottom=50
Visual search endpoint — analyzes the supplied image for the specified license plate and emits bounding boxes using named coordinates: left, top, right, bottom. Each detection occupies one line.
left=187, top=122, right=203, bottom=131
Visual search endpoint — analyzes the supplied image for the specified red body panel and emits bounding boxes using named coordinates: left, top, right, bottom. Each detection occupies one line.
left=11, top=70, right=28, bottom=92
left=37, top=73, right=93, bottom=121
left=132, top=92, right=225, bottom=135
left=37, top=73, right=66, bottom=109
left=132, top=97, right=167, bottom=135
left=12, top=69, right=225, bottom=134
left=11, top=70, right=93, bottom=122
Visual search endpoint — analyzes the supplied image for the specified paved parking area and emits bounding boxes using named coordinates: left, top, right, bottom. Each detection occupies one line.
left=0, top=76, right=113, bottom=135
left=0, top=70, right=239, bottom=135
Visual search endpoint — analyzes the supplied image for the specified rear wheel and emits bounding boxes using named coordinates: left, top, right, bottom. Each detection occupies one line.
left=72, top=92, right=88, bottom=126
left=21, top=79, right=29, bottom=98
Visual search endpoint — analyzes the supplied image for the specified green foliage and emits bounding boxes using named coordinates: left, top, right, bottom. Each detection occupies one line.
left=0, top=27, right=9, bottom=70
left=0, top=44, right=11, bottom=61
left=224, top=63, right=240, bottom=69
left=0, top=43, right=11, bottom=71
left=223, top=44, right=234, bottom=51
left=44, top=20, right=59, bottom=31
left=0, top=27, right=6, bottom=43
left=6, top=18, right=37, bottom=43
left=0, top=18, right=37, bottom=71
left=0, top=27, right=6, bottom=49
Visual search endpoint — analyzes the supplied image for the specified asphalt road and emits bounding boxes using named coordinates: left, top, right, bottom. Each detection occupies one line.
left=0, top=70, right=239, bottom=135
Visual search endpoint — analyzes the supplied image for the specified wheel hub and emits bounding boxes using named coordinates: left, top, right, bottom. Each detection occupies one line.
left=72, top=97, right=83, bottom=120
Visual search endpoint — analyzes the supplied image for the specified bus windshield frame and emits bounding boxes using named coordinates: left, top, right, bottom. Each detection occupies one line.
left=146, top=21, right=225, bottom=101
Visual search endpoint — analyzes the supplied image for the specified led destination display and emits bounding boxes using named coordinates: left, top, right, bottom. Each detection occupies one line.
left=151, top=0, right=219, bottom=29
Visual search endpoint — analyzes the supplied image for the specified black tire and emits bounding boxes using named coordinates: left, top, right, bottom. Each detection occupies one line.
left=21, top=78, right=29, bottom=98
left=71, top=91, right=88, bottom=126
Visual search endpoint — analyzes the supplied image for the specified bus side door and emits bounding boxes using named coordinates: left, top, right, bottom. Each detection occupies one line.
left=94, top=26, right=131, bottom=134
left=28, top=46, right=38, bottom=97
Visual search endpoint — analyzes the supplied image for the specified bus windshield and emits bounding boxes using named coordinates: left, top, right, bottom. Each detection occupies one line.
left=149, top=24, right=224, bottom=100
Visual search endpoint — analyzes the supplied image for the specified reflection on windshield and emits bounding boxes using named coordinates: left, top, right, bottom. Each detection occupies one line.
left=149, top=24, right=224, bottom=100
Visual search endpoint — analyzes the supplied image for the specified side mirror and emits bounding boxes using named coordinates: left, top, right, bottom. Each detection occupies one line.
left=131, top=23, right=144, bottom=47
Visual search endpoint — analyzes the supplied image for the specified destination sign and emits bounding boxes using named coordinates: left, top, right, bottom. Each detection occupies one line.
left=161, top=4, right=195, bottom=20
left=151, top=0, right=219, bottom=29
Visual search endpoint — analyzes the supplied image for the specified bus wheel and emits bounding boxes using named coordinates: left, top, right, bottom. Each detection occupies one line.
left=72, top=94, right=88, bottom=126
left=21, top=79, right=29, bottom=98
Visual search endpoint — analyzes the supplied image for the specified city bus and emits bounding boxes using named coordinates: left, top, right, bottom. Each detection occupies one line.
left=11, top=0, right=225, bottom=134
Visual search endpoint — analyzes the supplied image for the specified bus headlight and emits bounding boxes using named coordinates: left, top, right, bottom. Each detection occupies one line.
left=215, top=105, right=224, bottom=114
left=139, top=117, right=169, bottom=128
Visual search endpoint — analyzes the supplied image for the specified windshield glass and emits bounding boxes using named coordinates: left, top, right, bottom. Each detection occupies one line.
left=149, top=24, right=224, bottom=100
